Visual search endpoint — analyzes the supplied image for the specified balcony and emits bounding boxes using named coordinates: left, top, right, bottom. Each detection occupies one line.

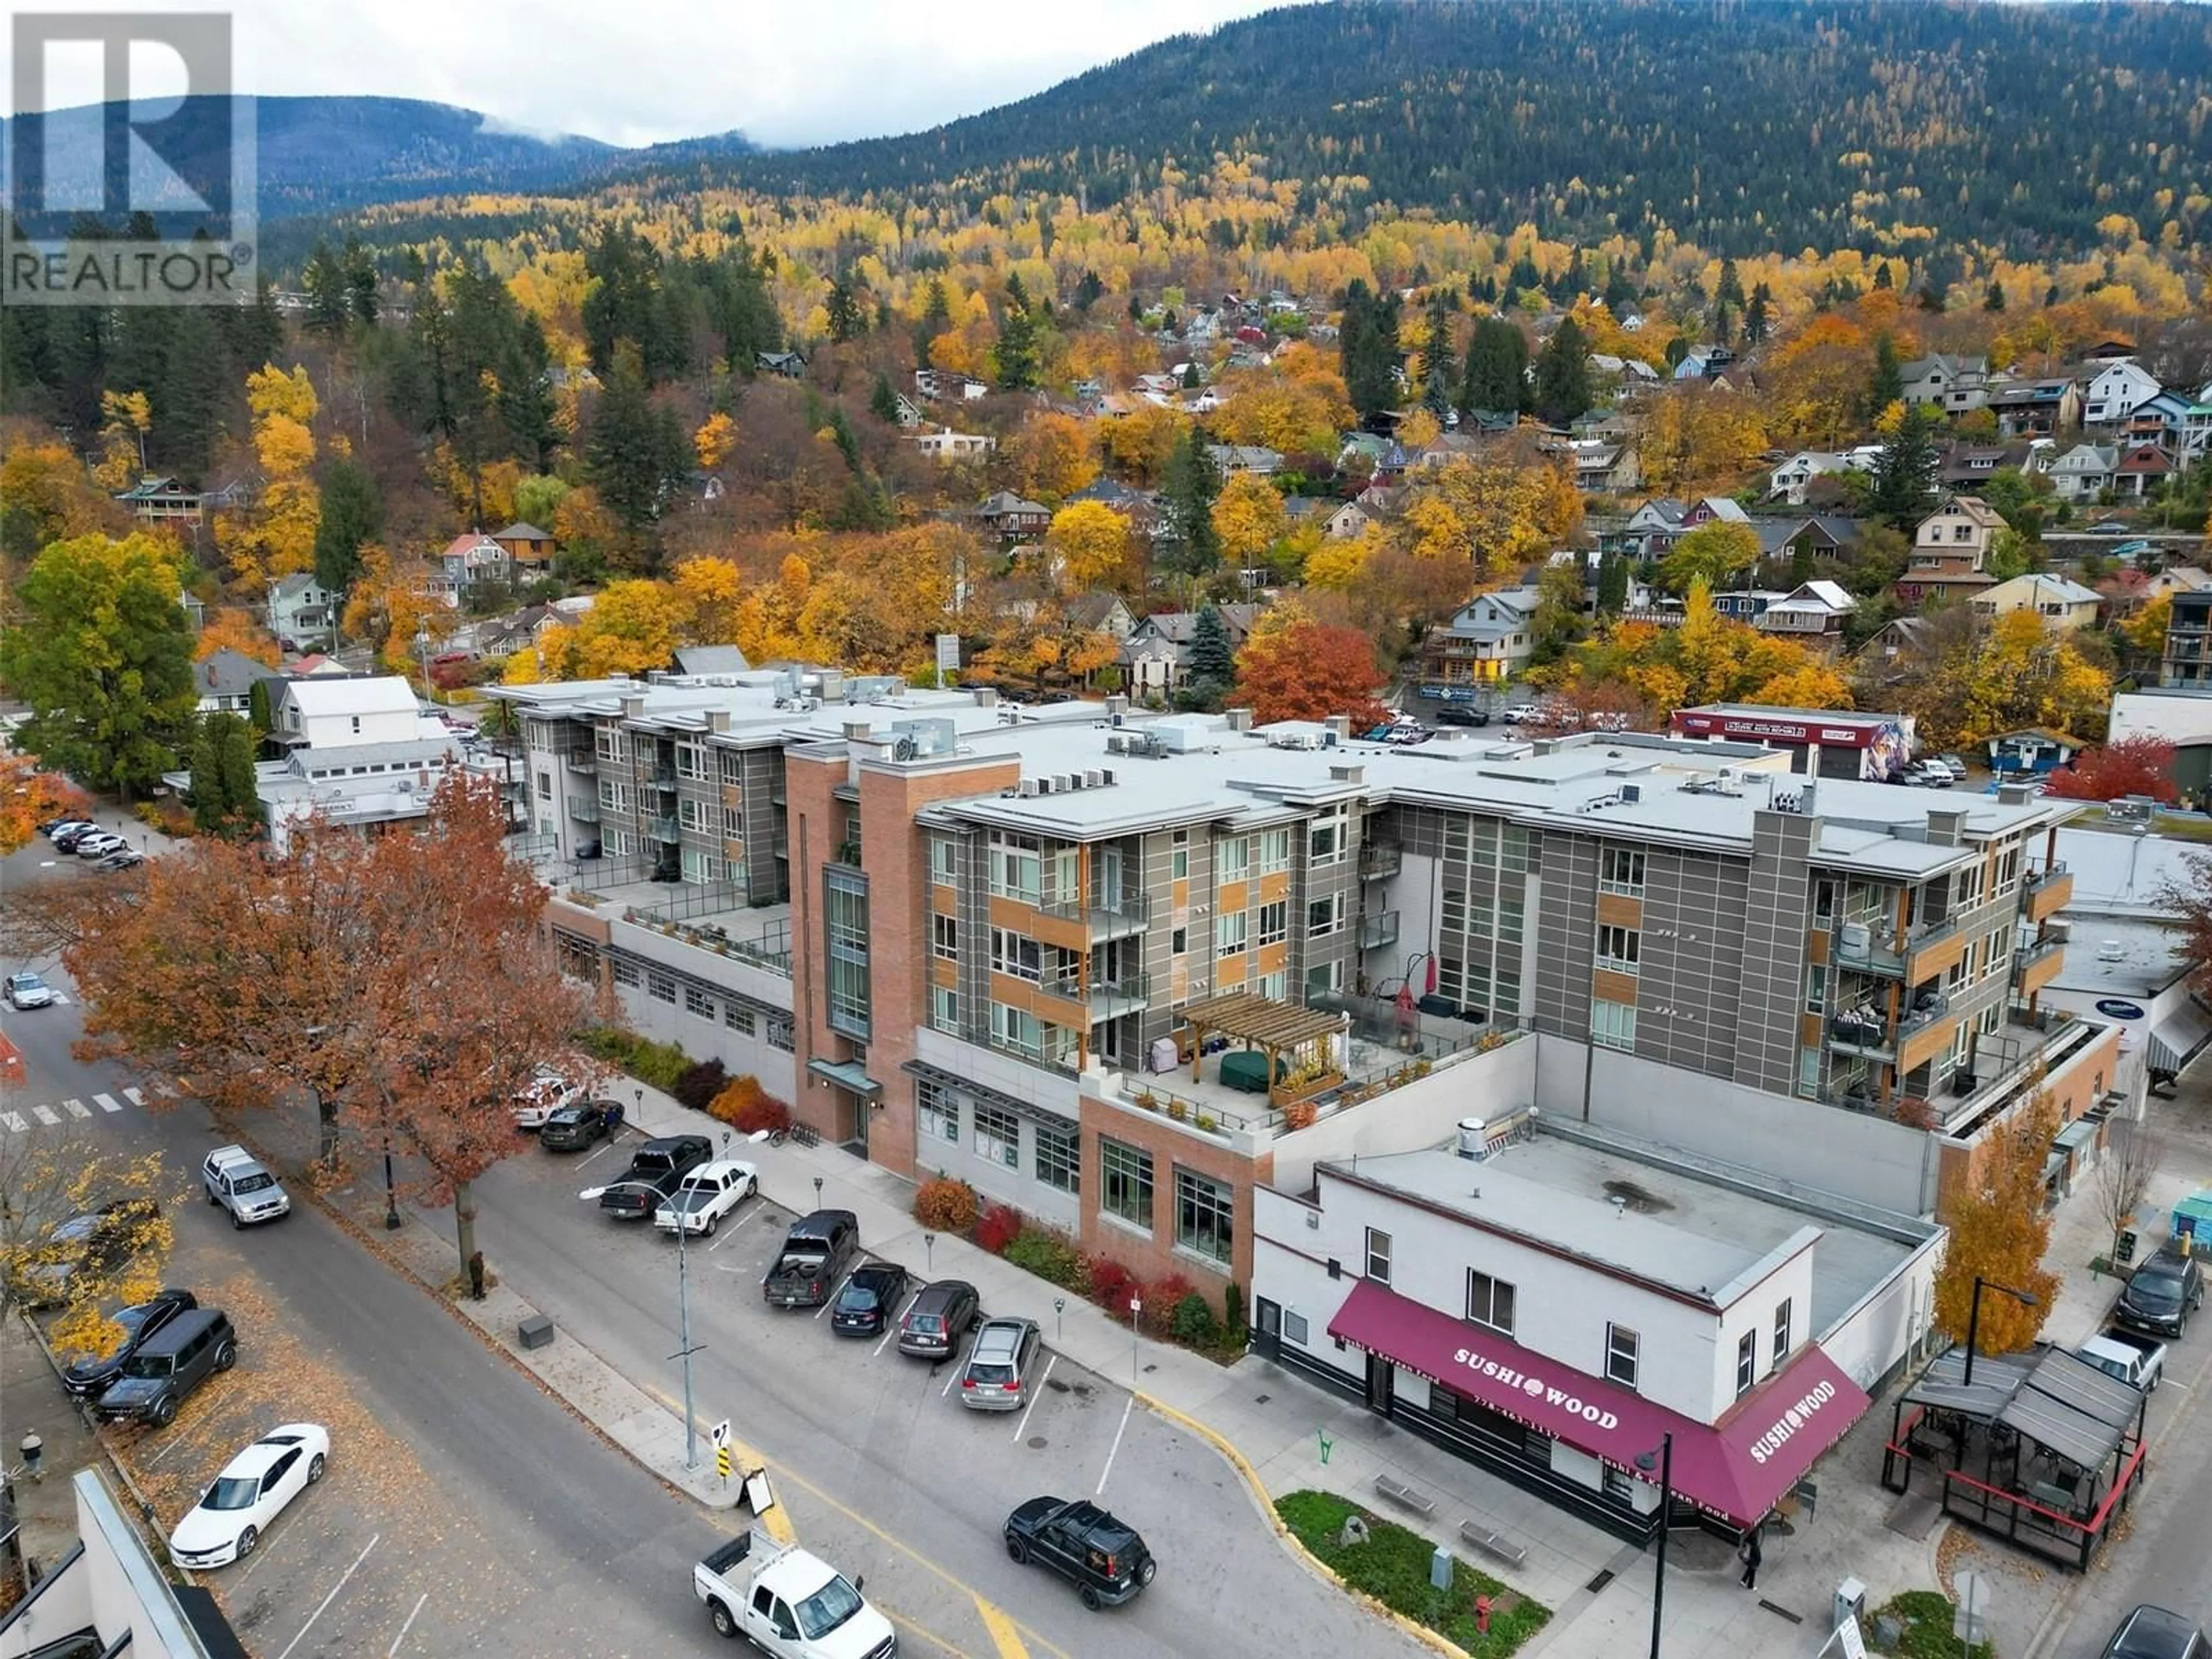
left=1359, top=842, right=1402, bottom=881
left=567, top=797, right=601, bottom=824
left=1825, top=1007, right=1896, bottom=1060
left=653, top=769, right=678, bottom=794
left=1832, top=918, right=1905, bottom=978
left=1089, top=972, right=1152, bottom=1020
left=565, top=751, right=598, bottom=774
left=832, top=840, right=863, bottom=869
left=1040, top=889, right=1150, bottom=940
left=1358, top=910, right=1401, bottom=951
left=2013, top=935, right=2065, bottom=997
left=2024, top=861, right=2073, bottom=923
left=1896, top=994, right=1959, bottom=1074
left=647, top=816, right=679, bottom=842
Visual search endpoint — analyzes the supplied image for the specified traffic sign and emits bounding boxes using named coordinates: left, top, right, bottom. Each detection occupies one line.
left=715, top=1445, right=733, bottom=1479
left=710, top=1419, right=732, bottom=1449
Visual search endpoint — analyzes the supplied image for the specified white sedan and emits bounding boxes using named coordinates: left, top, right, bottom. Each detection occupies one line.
left=512, top=1067, right=584, bottom=1130
left=168, top=1423, right=329, bottom=1568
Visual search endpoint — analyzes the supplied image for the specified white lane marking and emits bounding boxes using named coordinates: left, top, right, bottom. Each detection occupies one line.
left=1096, top=1396, right=1134, bottom=1496
left=387, top=1591, right=430, bottom=1658
left=123, top=1087, right=144, bottom=1107
left=63, top=1099, right=92, bottom=1119
left=874, top=1324, right=899, bottom=1358
left=942, top=1358, right=962, bottom=1397
left=815, top=1272, right=855, bottom=1321
left=708, top=1210, right=756, bottom=1252
left=275, top=1533, right=380, bottom=1659
left=142, top=1433, right=195, bottom=1470
left=31, top=1105, right=58, bottom=1126
left=1, top=1113, right=24, bottom=1133
left=1013, top=1355, right=1057, bottom=1443
left=577, top=1139, right=616, bottom=1166
left=93, top=1092, right=123, bottom=1112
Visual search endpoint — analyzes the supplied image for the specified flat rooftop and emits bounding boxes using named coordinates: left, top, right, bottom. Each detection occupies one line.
left=1330, top=1128, right=1922, bottom=1335
left=2047, top=914, right=2186, bottom=1000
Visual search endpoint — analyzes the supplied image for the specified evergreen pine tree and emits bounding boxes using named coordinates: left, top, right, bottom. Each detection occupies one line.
left=1715, top=256, right=1747, bottom=310
left=1460, top=317, right=1528, bottom=416
left=1873, top=261, right=1894, bottom=290
left=1869, top=334, right=1906, bottom=415
left=1073, top=271, right=1105, bottom=312
left=189, top=718, right=227, bottom=835
left=1870, top=404, right=1943, bottom=531
left=1188, top=603, right=1235, bottom=694
left=825, top=271, right=866, bottom=343
left=1532, top=317, right=1593, bottom=426
left=313, top=458, right=384, bottom=596
left=1161, top=429, right=1223, bottom=576
left=1596, top=554, right=1631, bottom=616
left=1422, top=289, right=1456, bottom=416
left=246, top=679, right=274, bottom=739
left=588, top=341, right=684, bottom=538
left=302, top=241, right=352, bottom=338
left=1744, top=285, right=1771, bottom=345
left=344, top=237, right=380, bottom=327
left=1985, top=281, right=2007, bottom=312
left=827, top=406, right=863, bottom=474
left=869, top=372, right=900, bottom=423
left=215, top=713, right=260, bottom=836
left=995, top=274, right=1042, bottom=391
left=1339, top=281, right=1400, bottom=420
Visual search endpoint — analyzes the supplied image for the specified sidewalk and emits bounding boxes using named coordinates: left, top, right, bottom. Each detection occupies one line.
left=0, top=1315, right=107, bottom=1592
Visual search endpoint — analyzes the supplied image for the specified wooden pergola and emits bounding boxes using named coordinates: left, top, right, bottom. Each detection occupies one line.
left=1178, top=991, right=1347, bottom=1107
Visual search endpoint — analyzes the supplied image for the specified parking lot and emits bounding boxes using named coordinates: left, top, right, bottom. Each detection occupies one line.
left=471, top=1132, right=1430, bottom=1659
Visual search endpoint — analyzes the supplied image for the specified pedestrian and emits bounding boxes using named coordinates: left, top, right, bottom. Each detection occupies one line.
left=1738, top=1526, right=1762, bottom=1591
left=467, top=1250, right=486, bottom=1301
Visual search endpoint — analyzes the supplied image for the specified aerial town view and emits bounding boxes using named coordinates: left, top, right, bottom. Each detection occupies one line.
left=7, top=2, right=2212, bottom=1655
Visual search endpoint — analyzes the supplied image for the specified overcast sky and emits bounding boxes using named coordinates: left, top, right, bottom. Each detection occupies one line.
left=10, top=0, right=1283, bottom=149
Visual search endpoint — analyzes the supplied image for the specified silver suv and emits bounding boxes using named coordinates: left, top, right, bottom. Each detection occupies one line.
left=202, top=1145, right=291, bottom=1229
left=960, top=1317, right=1043, bottom=1411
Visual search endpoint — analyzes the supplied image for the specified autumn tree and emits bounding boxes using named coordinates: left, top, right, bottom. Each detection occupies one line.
left=1639, top=386, right=1770, bottom=493
left=1097, top=403, right=1188, bottom=484
left=0, top=532, right=198, bottom=797
left=1045, top=502, right=1140, bottom=593
left=0, top=753, right=86, bottom=855
left=0, top=441, right=119, bottom=559
left=1658, top=520, right=1762, bottom=594
left=2041, top=735, right=2177, bottom=802
left=672, top=556, right=747, bottom=644
left=194, top=607, right=283, bottom=668
left=0, top=1130, right=176, bottom=1365
left=1007, top=412, right=1100, bottom=505
left=1213, top=473, right=1290, bottom=570
left=226, top=365, right=321, bottom=586
left=341, top=544, right=444, bottom=672
left=1932, top=1090, right=2061, bottom=1354
left=565, top=578, right=685, bottom=677
left=2120, top=592, right=2171, bottom=657
left=1396, top=445, right=1581, bottom=581
left=1233, top=608, right=1388, bottom=725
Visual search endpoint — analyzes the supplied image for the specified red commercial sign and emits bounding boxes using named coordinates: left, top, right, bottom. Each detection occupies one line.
left=1672, top=713, right=1880, bottom=748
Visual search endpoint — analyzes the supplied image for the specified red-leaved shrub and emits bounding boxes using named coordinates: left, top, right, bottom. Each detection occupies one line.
left=914, top=1177, right=979, bottom=1233
left=1086, top=1255, right=1137, bottom=1313
left=974, top=1203, right=1024, bottom=1255
left=1147, top=1272, right=1199, bottom=1316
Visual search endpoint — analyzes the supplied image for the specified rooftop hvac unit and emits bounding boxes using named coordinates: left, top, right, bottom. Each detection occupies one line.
left=1105, top=733, right=1131, bottom=754
left=2097, top=939, right=2126, bottom=964
left=1019, top=779, right=1044, bottom=798
left=1083, top=770, right=1104, bottom=788
left=1620, top=783, right=1642, bottom=804
left=1052, top=774, right=1074, bottom=793
left=2044, top=919, right=2072, bottom=944
left=1099, top=768, right=1117, bottom=787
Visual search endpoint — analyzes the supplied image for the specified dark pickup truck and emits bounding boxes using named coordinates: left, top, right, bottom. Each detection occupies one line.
left=596, top=1135, right=713, bottom=1219
left=763, top=1210, right=860, bottom=1308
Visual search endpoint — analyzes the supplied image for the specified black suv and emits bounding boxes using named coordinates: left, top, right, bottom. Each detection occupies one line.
left=1004, top=1497, right=1157, bottom=1610
left=2103, top=1605, right=2209, bottom=1658
left=2115, top=1250, right=2205, bottom=1339
left=897, top=1279, right=980, bottom=1358
left=93, top=1308, right=236, bottom=1427
left=63, top=1289, right=198, bottom=1400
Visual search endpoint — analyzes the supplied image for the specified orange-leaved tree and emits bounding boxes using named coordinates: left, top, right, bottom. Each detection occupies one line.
left=1931, top=1088, right=2061, bottom=1353
left=0, top=752, right=87, bottom=855
left=2040, top=736, right=2176, bottom=803
left=1232, top=608, right=1388, bottom=726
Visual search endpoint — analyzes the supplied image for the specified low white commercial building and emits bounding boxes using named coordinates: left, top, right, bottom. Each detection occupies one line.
left=1252, top=1111, right=1941, bottom=1541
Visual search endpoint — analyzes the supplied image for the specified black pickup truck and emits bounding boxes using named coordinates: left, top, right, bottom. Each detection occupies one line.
left=596, top=1135, right=713, bottom=1219
left=763, top=1210, right=861, bottom=1307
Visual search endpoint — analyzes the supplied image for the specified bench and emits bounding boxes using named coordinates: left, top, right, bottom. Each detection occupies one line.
left=517, top=1313, right=555, bottom=1350
left=1459, top=1519, right=1527, bottom=1569
left=1372, top=1475, right=1435, bottom=1517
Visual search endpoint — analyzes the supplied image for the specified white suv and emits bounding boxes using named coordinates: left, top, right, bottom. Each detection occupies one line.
left=203, top=1145, right=291, bottom=1229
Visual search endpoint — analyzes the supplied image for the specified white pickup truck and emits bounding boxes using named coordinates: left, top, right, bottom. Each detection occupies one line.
left=694, top=1530, right=896, bottom=1657
left=655, top=1159, right=758, bottom=1238
left=2077, top=1329, right=2166, bottom=1392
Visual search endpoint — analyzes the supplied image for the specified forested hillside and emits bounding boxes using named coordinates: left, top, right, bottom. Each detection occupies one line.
left=688, top=0, right=2212, bottom=258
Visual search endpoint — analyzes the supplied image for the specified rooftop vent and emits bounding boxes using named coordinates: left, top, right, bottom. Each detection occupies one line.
left=2097, top=939, right=2126, bottom=964
left=1601, top=1178, right=1673, bottom=1215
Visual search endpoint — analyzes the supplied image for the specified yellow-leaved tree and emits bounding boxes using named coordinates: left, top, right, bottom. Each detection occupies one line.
left=1044, top=502, right=1138, bottom=594
left=340, top=544, right=444, bottom=672
left=1932, top=1088, right=2061, bottom=1352
left=695, top=412, right=738, bottom=472
left=91, top=391, right=152, bottom=493
left=228, top=365, right=321, bottom=586
left=1211, top=474, right=1290, bottom=570
left=1009, top=412, right=1100, bottom=505
left=672, top=556, right=747, bottom=644
left=569, top=579, right=685, bottom=678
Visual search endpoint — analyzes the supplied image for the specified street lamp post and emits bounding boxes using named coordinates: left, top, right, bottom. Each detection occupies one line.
left=1963, top=1275, right=2040, bottom=1388
left=382, top=1135, right=401, bottom=1230
left=600, top=1176, right=701, bottom=1469
left=1634, top=1432, right=1673, bottom=1659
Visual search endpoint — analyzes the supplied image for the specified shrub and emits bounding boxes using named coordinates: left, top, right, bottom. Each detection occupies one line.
left=1172, top=1291, right=1220, bottom=1347
left=1003, top=1226, right=1085, bottom=1289
left=914, top=1177, right=979, bottom=1233
left=673, top=1059, right=729, bottom=1113
left=1086, top=1255, right=1137, bottom=1313
left=975, top=1203, right=1024, bottom=1255
left=708, top=1076, right=790, bottom=1135
left=628, top=1038, right=691, bottom=1093
left=1222, top=1282, right=1247, bottom=1342
left=1147, top=1271, right=1199, bottom=1316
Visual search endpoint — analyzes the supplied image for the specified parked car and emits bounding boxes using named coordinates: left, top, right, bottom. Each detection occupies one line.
left=512, top=1066, right=584, bottom=1130
left=594, top=1135, right=713, bottom=1219
left=2077, top=1330, right=2165, bottom=1392
left=897, top=1279, right=981, bottom=1359
left=960, top=1317, right=1043, bottom=1411
left=94, top=850, right=145, bottom=872
left=654, top=1159, right=757, bottom=1237
left=166, top=1422, right=328, bottom=1567
left=92, top=1307, right=237, bottom=1427
left=763, top=1211, right=861, bottom=1308
left=6, top=971, right=55, bottom=1010
left=830, top=1262, right=911, bottom=1337
left=74, top=833, right=126, bottom=859
left=2101, top=1605, right=2209, bottom=1658
left=62, top=1289, right=199, bottom=1400
left=1003, top=1497, right=1157, bottom=1609
left=539, top=1097, right=624, bottom=1151
left=16, top=1198, right=162, bottom=1307
left=1435, top=706, right=1489, bottom=728
left=202, top=1145, right=291, bottom=1229
left=2115, top=1250, right=2205, bottom=1339
left=45, top=821, right=95, bottom=846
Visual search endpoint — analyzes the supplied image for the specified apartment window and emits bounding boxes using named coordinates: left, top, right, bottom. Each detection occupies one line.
left=918, top=1082, right=960, bottom=1145
left=1257, top=828, right=1293, bottom=874
left=1591, top=998, right=1637, bottom=1051
left=974, top=1102, right=1021, bottom=1169
left=1257, top=900, right=1288, bottom=947
left=930, top=985, right=959, bottom=1035
left=1258, top=970, right=1286, bottom=999
left=722, top=804, right=743, bottom=839
left=1805, top=964, right=1828, bottom=1014
left=1035, top=1120, right=1079, bottom=1194
left=1466, top=1270, right=1516, bottom=1336
left=824, top=868, right=872, bottom=1041
left=1813, top=878, right=1835, bottom=920
left=767, top=1021, right=794, bottom=1052
left=1984, top=927, right=2009, bottom=981
left=1283, top=1310, right=1310, bottom=1346
left=1596, top=925, right=1641, bottom=975
left=1599, top=846, right=1646, bottom=896
left=1994, top=844, right=2022, bottom=895
left=684, top=986, right=715, bottom=1020
left=988, top=832, right=1042, bottom=903
left=609, top=957, right=642, bottom=988
left=680, top=847, right=722, bottom=883
left=676, top=743, right=708, bottom=781
left=725, top=1002, right=756, bottom=1036
left=678, top=798, right=709, bottom=832
left=598, top=779, right=632, bottom=815
left=1773, top=1299, right=1793, bottom=1366
left=933, top=914, right=959, bottom=960
left=535, top=770, right=552, bottom=801
left=1307, top=894, right=1344, bottom=937
left=1175, top=1169, right=1234, bottom=1266
left=1218, top=836, right=1249, bottom=880
left=990, top=1001, right=1043, bottom=1063
left=1365, top=1228, right=1392, bottom=1285
left=1218, top=911, right=1248, bottom=956
left=1798, top=1047, right=1823, bottom=1098
left=1953, top=862, right=1984, bottom=907
left=1171, top=829, right=1189, bottom=882
left=594, top=728, right=627, bottom=763
left=991, top=928, right=1043, bottom=982
left=1308, top=805, right=1347, bottom=867
left=647, top=969, right=677, bottom=1005
left=1605, top=1324, right=1640, bottom=1389
left=930, top=834, right=958, bottom=886
left=1172, top=927, right=1188, bottom=956
left=1736, top=1331, right=1757, bottom=1399
left=1100, top=1139, right=1154, bottom=1229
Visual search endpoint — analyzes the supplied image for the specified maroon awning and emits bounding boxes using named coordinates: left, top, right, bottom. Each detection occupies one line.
left=1328, top=1279, right=1870, bottom=1526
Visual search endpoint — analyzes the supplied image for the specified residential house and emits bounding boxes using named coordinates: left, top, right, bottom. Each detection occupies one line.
left=1116, top=605, right=1261, bottom=694
left=115, top=475, right=204, bottom=524
left=2160, top=589, right=2212, bottom=690
left=889, top=391, right=925, bottom=427
left=1066, top=478, right=1166, bottom=540
left=2130, top=391, right=2212, bottom=471
left=1938, top=440, right=2044, bottom=491
left=1990, top=379, right=2082, bottom=438
left=2079, top=358, right=2163, bottom=429
left=1325, top=501, right=1373, bottom=541
left=1615, top=495, right=1751, bottom=562
left=911, top=426, right=997, bottom=463
left=490, top=521, right=556, bottom=569
left=2047, top=444, right=2119, bottom=501
left=1709, top=364, right=1761, bottom=397
left=974, top=491, right=1051, bottom=539
left=756, top=350, right=806, bottom=378
left=2104, top=564, right=2212, bottom=627
left=1986, top=729, right=2085, bottom=778
left=1206, top=444, right=1283, bottom=477
left=1066, top=593, right=1137, bottom=641
left=1415, top=587, right=1545, bottom=694
left=1755, top=515, right=1865, bottom=569
left=1901, top=353, right=1993, bottom=415
left=1182, top=387, right=1224, bottom=415
left=1754, top=579, right=1857, bottom=642
left=285, top=653, right=354, bottom=679
left=268, top=573, right=336, bottom=647
left=1971, top=573, right=2102, bottom=632
left=192, top=647, right=283, bottom=716
left=1768, top=452, right=1853, bottom=506
left=1895, top=497, right=2005, bottom=606
left=2115, top=443, right=2174, bottom=499
left=432, top=532, right=512, bottom=604
left=1570, top=441, right=1641, bottom=494
left=2085, top=339, right=2139, bottom=362
left=1589, top=353, right=1659, bottom=387
left=1711, top=589, right=1789, bottom=624
left=1410, top=432, right=1490, bottom=472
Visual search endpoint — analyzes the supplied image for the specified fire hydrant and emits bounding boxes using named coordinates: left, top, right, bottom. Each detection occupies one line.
left=1475, top=1594, right=1492, bottom=1636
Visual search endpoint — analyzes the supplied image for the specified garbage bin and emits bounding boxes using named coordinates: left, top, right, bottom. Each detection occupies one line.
left=1834, top=1577, right=1867, bottom=1631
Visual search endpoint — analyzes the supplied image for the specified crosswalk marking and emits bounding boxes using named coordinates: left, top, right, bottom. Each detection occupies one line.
left=30, top=1105, right=58, bottom=1126
left=63, top=1098, right=90, bottom=1119
left=0, top=1086, right=157, bottom=1134
left=1, top=1113, right=24, bottom=1133
left=122, top=1088, right=143, bottom=1107
left=93, top=1093, right=122, bottom=1113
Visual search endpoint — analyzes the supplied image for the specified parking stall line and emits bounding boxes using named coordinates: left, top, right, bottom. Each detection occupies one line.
left=93, top=1093, right=123, bottom=1112
left=274, top=1533, right=380, bottom=1659
left=577, top=1139, right=616, bottom=1166
left=941, top=1361, right=961, bottom=1397
left=387, top=1591, right=429, bottom=1657
left=31, top=1105, right=58, bottom=1126
left=708, top=1212, right=755, bottom=1251
left=1012, top=1357, right=1056, bottom=1443
left=815, top=1273, right=855, bottom=1321
left=62, top=1098, right=90, bottom=1119
left=874, top=1326, right=898, bottom=1358
left=1096, top=1396, right=1134, bottom=1496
